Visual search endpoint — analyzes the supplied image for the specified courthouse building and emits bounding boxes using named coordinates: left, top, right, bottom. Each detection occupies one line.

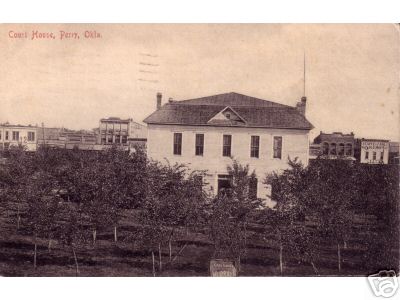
left=144, top=92, right=313, bottom=206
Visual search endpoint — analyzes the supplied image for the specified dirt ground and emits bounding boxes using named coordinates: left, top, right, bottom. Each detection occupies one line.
left=0, top=209, right=387, bottom=277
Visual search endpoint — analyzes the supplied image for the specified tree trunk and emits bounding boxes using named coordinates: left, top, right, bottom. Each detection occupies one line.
left=48, top=239, right=52, bottom=253
left=92, top=229, right=97, bottom=245
left=17, top=205, right=20, bottom=230
left=170, top=242, right=188, bottom=264
left=169, top=239, right=172, bottom=262
left=168, top=229, right=174, bottom=262
left=311, top=261, right=319, bottom=275
left=344, top=240, right=347, bottom=249
left=72, top=246, right=79, bottom=276
left=337, top=243, right=341, bottom=272
left=158, top=243, right=162, bottom=272
left=279, top=243, right=283, bottom=276
left=152, top=251, right=156, bottom=277
left=33, top=240, right=37, bottom=269
left=236, top=256, right=241, bottom=275
left=114, top=226, right=117, bottom=243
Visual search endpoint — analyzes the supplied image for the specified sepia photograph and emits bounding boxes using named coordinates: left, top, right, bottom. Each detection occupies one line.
left=0, top=20, right=399, bottom=297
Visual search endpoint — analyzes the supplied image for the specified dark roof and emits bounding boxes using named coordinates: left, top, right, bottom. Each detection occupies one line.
left=144, top=92, right=313, bottom=130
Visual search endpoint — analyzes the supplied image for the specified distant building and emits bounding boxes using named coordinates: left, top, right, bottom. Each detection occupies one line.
left=389, top=142, right=399, bottom=165
left=98, top=117, right=147, bottom=147
left=309, top=131, right=356, bottom=160
left=0, top=123, right=38, bottom=151
left=144, top=92, right=313, bottom=207
left=356, top=138, right=390, bottom=164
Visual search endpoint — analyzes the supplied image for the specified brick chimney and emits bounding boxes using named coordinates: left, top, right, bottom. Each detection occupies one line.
left=296, top=96, right=307, bottom=115
left=156, top=92, right=162, bottom=110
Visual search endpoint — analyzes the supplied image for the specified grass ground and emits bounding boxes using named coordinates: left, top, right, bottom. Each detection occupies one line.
left=0, top=209, right=394, bottom=277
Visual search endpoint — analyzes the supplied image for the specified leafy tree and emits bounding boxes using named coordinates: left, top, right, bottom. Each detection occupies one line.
left=263, top=158, right=319, bottom=275
left=305, top=158, right=358, bottom=273
left=208, top=160, right=261, bottom=273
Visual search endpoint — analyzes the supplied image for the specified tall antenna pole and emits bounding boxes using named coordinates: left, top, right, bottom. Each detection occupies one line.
left=303, top=50, right=306, bottom=97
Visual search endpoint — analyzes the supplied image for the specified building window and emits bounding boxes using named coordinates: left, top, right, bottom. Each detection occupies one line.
left=218, top=174, right=232, bottom=196
left=380, top=151, right=384, bottom=161
left=12, top=131, right=19, bottom=141
left=365, top=151, right=369, bottom=160
left=27, top=132, right=35, bottom=142
left=322, top=142, right=329, bottom=155
left=5, top=131, right=9, bottom=140
left=250, top=136, right=260, bottom=158
left=107, top=135, right=113, bottom=144
left=121, top=135, right=127, bottom=144
left=0, top=131, right=2, bottom=140
left=345, top=143, right=353, bottom=156
left=173, top=133, right=182, bottom=155
left=373, top=151, right=376, bottom=160
left=195, top=134, right=204, bottom=156
left=222, top=135, right=232, bottom=157
left=273, top=136, right=282, bottom=159
left=249, top=177, right=258, bottom=199
left=338, top=143, right=345, bottom=156
left=329, top=143, right=337, bottom=155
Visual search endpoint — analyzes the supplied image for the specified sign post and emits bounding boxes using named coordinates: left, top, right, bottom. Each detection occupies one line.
left=209, top=259, right=237, bottom=277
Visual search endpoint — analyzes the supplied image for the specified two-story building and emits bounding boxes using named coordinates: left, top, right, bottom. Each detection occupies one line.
left=143, top=92, right=313, bottom=207
left=356, top=138, right=390, bottom=164
left=0, top=123, right=38, bottom=151
left=98, top=117, right=147, bottom=147
left=309, top=131, right=356, bottom=160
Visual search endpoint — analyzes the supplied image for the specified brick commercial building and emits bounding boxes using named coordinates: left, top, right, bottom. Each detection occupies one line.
left=98, top=117, right=147, bottom=147
left=309, top=131, right=356, bottom=160
left=144, top=92, right=313, bottom=207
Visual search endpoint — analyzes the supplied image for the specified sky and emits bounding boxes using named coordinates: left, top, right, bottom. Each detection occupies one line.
left=0, top=24, right=398, bottom=141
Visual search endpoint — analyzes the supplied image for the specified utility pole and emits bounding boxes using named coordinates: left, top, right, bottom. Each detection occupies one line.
left=42, top=122, right=45, bottom=146
left=303, top=50, right=306, bottom=97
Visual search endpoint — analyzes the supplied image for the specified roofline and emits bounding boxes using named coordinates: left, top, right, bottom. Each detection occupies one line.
left=0, top=125, right=38, bottom=129
left=176, top=91, right=294, bottom=109
left=144, top=122, right=313, bottom=131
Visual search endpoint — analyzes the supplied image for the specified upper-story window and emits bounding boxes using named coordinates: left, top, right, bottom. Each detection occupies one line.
left=195, top=134, right=204, bottom=156
left=345, top=143, right=353, bottom=156
left=329, top=143, right=337, bottom=155
left=372, top=151, right=377, bottom=160
left=222, top=135, right=232, bottom=157
left=338, top=143, right=345, bottom=156
left=27, top=132, right=35, bottom=142
left=322, top=142, right=329, bottom=155
left=5, top=131, right=9, bottom=140
left=250, top=136, right=259, bottom=158
left=273, top=136, right=282, bottom=159
left=12, top=131, right=19, bottom=141
left=365, top=151, right=369, bottom=160
left=380, top=151, right=384, bottom=161
left=173, top=133, right=182, bottom=155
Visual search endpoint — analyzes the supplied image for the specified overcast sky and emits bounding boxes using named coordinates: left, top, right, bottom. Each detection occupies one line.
left=0, top=24, right=398, bottom=141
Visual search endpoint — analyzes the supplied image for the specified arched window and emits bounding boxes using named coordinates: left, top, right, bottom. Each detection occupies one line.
left=338, top=143, right=345, bottom=156
left=330, top=143, right=337, bottom=155
left=345, top=143, right=353, bottom=156
left=322, top=142, right=329, bottom=155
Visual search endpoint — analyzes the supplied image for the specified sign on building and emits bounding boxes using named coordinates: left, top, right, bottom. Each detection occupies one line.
left=209, top=259, right=237, bottom=277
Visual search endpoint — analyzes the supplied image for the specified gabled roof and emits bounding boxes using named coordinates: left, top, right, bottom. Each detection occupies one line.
left=143, top=92, right=313, bottom=130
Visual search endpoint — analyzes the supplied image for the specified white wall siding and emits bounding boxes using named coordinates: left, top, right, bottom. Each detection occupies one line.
left=147, top=124, right=309, bottom=206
